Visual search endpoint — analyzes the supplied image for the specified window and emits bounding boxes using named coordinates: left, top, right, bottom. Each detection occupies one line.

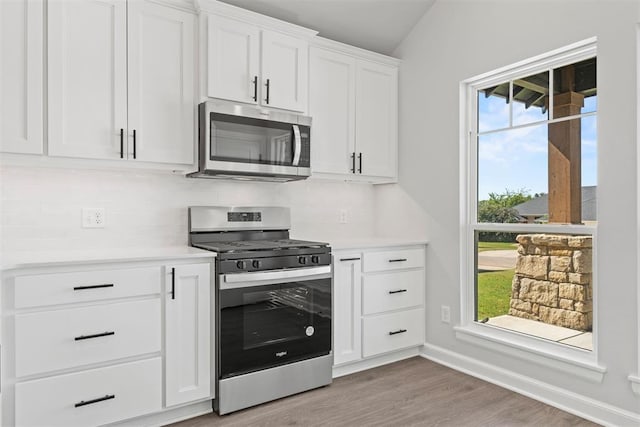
left=462, top=40, right=597, bottom=351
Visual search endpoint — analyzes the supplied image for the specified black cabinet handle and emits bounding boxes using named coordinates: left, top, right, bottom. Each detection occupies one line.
left=252, top=76, right=258, bottom=102
left=74, top=394, right=115, bottom=408
left=119, top=128, right=124, bottom=159
left=132, top=129, right=137, bottom=159
left=265, top=79, right=270, bottom=104
left=75, top=331, right=115, bottom=341
left=389, top=329, right=407, bottom=336
left=171, top=267, right=176, bottom=300
left=73, top=283, right=114, bottom=291
left=339, top=257, right=361, bottom=262
left=350, top=152, right=356, bottom=173
left=358, top=152, right=362, bottom=173
left=388, top=289, right=408, bottom=294
left=388, top=258, right=407, bottom=263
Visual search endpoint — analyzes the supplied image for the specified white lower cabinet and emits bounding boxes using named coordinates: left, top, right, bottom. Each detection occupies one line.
left=15, top=358, right=162, bottom=427
left=165, top=263, right=212, bottom=407
left=332, top=254, right=362, bottom=365
left=2, top=257, right=214, bottom=427
left=333, top=245, right=426, bottom=370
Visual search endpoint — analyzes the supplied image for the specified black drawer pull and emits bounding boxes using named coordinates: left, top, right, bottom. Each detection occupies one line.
left=389, top=329, right=407, bottom=336
left=339, top=257, right=361, bottom=262
left=388, top=289, right=408, bottom=294
left=388, top=258, right=407, bottom=263
left=170, top=267, right=176, bottom=300
left=73, top=283, right=114, bottom=291
left=74, top=394, right=115, bottom=408
left=75, top=331, right=115, bottom=341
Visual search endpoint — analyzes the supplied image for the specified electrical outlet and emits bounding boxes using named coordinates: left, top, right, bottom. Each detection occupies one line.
left=441, top=305, right=451, bottom=324
left=339, top=209, right=348, bottom=224
left=82, top=208, right=105, bottom=228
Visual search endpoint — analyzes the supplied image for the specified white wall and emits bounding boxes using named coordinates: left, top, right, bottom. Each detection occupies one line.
left=378, top=0, right=640, bottom=421
left=0, top=165, right=376, bottom=253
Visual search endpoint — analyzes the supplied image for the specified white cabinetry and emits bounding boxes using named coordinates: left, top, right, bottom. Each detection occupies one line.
left=48, top=0, right=195, bottom=166
left=0, top=0, right=44, bottom=154
left=309, top=43, right=398, bottom=183
left=165, top=263, right=212, bottom=407
left=332, top=245, right=425, bottom=374
left=2, top=256, right=214, bottom=427
left=206, top=13, right=311, bottom=112
left=332, top=254, right=362, bottom=365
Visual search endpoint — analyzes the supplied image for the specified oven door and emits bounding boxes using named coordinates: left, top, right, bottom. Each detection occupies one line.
left=218, top=266, right=331, bottom=379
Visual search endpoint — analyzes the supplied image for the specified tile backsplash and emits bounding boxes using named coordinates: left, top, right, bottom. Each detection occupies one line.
left=0, top=166, right=376, bottom=253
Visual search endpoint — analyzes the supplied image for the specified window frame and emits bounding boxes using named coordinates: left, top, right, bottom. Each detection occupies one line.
left=457, top=37, right=604, bottom=376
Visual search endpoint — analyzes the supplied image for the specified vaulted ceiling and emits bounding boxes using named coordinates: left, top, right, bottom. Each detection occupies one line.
left=217, top=0, right=436, bottom=55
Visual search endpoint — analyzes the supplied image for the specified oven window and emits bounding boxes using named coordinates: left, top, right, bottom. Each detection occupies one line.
left=210, top=113, right=294, bottom=165
left=243, top=286, right=316, bottom=349
left=219, top=279, right=331, bottom=378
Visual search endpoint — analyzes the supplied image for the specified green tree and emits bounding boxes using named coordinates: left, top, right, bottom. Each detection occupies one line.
left=478, top=189, right=532, bottom=242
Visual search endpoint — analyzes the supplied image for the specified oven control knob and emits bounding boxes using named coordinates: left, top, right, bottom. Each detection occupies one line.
left=236, top=260, right=246, bottom=270
left=298, top=256, right=307, bottom=265
left=252, top=260, right=262, bottom=269
left=311, top=255, right=319, bottom=264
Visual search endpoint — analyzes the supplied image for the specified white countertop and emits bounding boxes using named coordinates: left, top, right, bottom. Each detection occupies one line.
left=1, top=246, right=215, bottom=270
left=293, top=236, right=428, bottom=251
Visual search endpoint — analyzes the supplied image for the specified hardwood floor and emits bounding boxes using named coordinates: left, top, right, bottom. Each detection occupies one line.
left=171, top=357, right=599, bottom=427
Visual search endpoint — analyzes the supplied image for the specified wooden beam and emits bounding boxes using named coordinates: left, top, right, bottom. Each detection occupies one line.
left=548, top=91, right=584, bottom=224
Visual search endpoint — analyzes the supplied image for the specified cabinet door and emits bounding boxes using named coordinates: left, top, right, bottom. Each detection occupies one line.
left=48, top=0, right=127, bottom=159
left=309, top=47, right=356, bottom=175
left=0, top=0, right=43, bottom=154
left=355, top=60, right=398, bottom=179
left=128, top=1, right=195, bottom=165
left=207, top=15, right=259, bottom=105
left=165, top=263, right=211, bottom=407
left=261, top=30, right=308, bottom=112
left=332, top=253, right=362, bottom=365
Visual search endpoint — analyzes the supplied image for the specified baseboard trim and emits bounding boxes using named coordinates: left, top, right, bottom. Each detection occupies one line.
left=332, top=347, right=419, bottom=378
left=421, top=343, right=640, bottom=426
left=110, top=400, right=213, bottom=427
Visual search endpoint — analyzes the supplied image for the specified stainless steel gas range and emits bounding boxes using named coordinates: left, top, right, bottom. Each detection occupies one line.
left=188, top=206, right=332, bottom=415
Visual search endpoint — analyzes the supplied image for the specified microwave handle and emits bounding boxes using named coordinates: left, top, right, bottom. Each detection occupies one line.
left=292, top=125, right=301, bottom=166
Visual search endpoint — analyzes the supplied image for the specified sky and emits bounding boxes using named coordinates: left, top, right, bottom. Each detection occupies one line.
left=477, top=93, right=597, bottom=201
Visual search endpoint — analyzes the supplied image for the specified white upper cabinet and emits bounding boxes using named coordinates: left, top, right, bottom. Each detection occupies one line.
left=309, top=47, right=356, bottom=175
left=207, top=15, right=259, bottom=105
left=48, top=0, right=195, bottom=166
left=355, top=60, right=398, bottom=179
left=128, top=1, right=195, bottom=165
left=0, top=0, right=44, bottom=154
left=261, top=30, right=308, bottom=112
left=207, top=14, right=309, bottom=112
left=309, top=43, right=399, bottom=183
left=48, top=0, right=127, bottom=160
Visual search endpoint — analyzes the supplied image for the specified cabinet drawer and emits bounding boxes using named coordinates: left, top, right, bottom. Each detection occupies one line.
left=362, top=308, right=424, bottom=357
left=15, top=358, right=162, bottom=427
left=362, top=270, right=424, bottom=315
left=362, top=248, right=424, bottom=273
left=15, top=299, right=161, bottom=377
left=14, top=266, right=161, bottom=308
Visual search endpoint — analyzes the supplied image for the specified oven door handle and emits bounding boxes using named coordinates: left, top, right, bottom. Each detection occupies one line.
left=292, top=125, right=301, bottom=166
left=220, top=265, right=331, bottom=289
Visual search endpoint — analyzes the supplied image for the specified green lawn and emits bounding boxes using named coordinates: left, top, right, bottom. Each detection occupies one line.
left=477, top=268, right=514, bottom=320
left=477, top=241, right=518, bottom=252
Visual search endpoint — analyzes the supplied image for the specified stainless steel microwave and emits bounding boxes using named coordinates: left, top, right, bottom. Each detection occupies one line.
left=188, top=101, right=312, bottom=182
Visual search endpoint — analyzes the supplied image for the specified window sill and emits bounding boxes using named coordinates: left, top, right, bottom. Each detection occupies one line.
left=454, top=324, right=606, bottom=383
left=628, top=375, right=640, bottom=395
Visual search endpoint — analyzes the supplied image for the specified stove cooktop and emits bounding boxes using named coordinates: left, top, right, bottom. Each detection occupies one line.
left=194, top=238, right=328, bottom=254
